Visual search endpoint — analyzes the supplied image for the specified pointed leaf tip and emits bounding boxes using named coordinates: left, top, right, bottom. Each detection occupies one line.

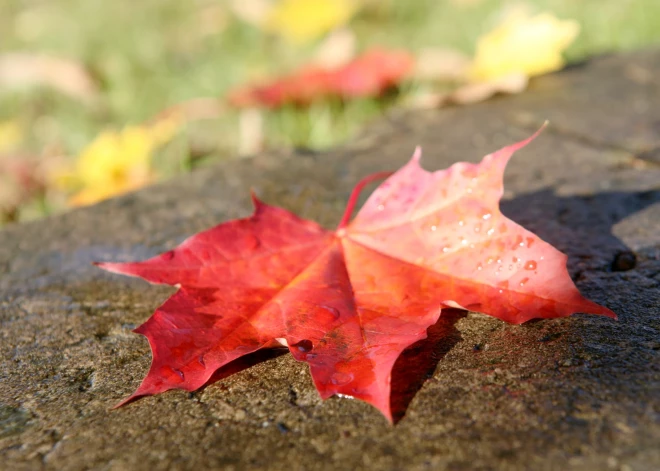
left=508, top=122, right=548, bottom=154
left=411, top=146, right=422, bottom=163
left=249, top=189, right=267, bottom=214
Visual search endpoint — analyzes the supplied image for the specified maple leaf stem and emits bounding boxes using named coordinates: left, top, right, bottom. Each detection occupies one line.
left=337, top=171, right=394, bottom=229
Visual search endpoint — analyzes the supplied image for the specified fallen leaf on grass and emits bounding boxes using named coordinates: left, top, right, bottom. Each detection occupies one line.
left=98, top=129, right=615, bottom=422
left=228, top=48, right=415, bottom=108
left=470, top=9, right=579, bottom=82
left=0, top=53, right=98, bottom=103
left=0, top=154, right=47, bottom=222
left=0, top=120, right=23, bottom=153
left=266, top=0, right=357, bottom=43
left=413, top=48, right=471, bottom=82
left=408, top=72, right=528, bottom=109
left=55, top=118, right=179, bottom=207
left=229, top=0, right=272, bottom=28
left=312, top=28, right=357, bottom=69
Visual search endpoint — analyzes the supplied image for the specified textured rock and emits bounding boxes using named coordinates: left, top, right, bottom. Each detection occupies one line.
left=1, top=50, right=659, bottom=471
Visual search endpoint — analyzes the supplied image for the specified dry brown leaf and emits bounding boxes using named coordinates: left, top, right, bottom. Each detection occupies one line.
left=407, top=73, right=528, bottom=110
left=229, top=0, right=273, bottom=27
left=0, top=53, right=98, bottom=103
left=152, top=98, right=226, bottom=124
left=449, top=73, right=528, bottom=104
left=312, top=28, right=357, bottom=69
left=414, top=48, right=471, bottom=82
left=0, top=154, right=46, bottom=219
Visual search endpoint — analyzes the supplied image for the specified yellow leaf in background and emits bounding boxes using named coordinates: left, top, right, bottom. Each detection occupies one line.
left=0, top=120, right=22, bottom=153
left=58, top=118, right=179, bottom=207
left=470, top=10, right=579, bottom=82
left=267, top=0, right=356, bottom=43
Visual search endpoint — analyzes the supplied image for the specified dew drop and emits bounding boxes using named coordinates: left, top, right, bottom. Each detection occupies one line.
left=540, top=256, right=545, bottom=261
left=487, top=228, right=495, bottom=236
left=461, top=238, right=468, bottom=245
left=162, top=250, right=175, bottom=261
left=292, top=339, right=313, bottom=353
left=499, top=289, right=503, bottom=294
left=482, top=213, right=492, bottom=220
left=331, top=372, right=354, bottom=386
left=377, top=204, right=385, bottom=211
left=487, top=258, right=494, bottom=265
left=245, top=235, right=261, bottom=250
left=458, top=220, right=465, bottom=227
left=496, top=259, right=502, bottom=264
left=442, top=246, right=451, bottom=253
left=474, top=224, right=481, bottom=233
left=173, top=368, right=185, bottom=381
left=430, top=225, right=437, bottom=232
left=524, top=260, right=537, bottom=271
left=519, top=277, right=529, bottom=287
left=320, top=305, right=341, bottom=320
left=477, top=263, right=483, bottom=271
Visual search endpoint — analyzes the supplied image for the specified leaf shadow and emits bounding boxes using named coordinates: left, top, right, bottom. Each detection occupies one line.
left=200, top=348, right=289, bottom=391
left=390, top=308, right=466, bottom=424
left=500, top=187, right=660, bottom=269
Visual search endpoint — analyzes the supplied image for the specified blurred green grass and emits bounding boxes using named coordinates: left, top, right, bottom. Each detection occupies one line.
left=1, top=0, right=660, bottom=222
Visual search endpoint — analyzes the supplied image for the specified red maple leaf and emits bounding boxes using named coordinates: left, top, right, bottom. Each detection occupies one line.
left=97, top=131, right=615, bottom=422
left=228, top=48, right=415, bottom=108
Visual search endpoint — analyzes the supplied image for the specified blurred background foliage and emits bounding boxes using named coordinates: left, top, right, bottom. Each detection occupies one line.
left=1, top=0, right=659, bottom=225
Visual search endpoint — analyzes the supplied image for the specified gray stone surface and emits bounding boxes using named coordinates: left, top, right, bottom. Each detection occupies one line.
left=1, top=50, right=660, bottom=471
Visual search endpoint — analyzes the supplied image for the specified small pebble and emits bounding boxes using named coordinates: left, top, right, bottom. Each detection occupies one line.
left=611, top=251, right=636, bottom=272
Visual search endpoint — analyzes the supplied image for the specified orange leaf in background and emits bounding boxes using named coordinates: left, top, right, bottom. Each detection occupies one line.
left=97, top=130, right=614, bottom=422
left=228, top=48, right=415, bottom=108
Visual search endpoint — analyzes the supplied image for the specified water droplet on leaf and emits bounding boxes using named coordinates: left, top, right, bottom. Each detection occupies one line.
left=245, top=235, right=261, bottom=250
left=319, top=305, right=341, bottom=319
left=331, top=372, right=354, bottom=386
left=292, top=339, right=313, bottom=353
